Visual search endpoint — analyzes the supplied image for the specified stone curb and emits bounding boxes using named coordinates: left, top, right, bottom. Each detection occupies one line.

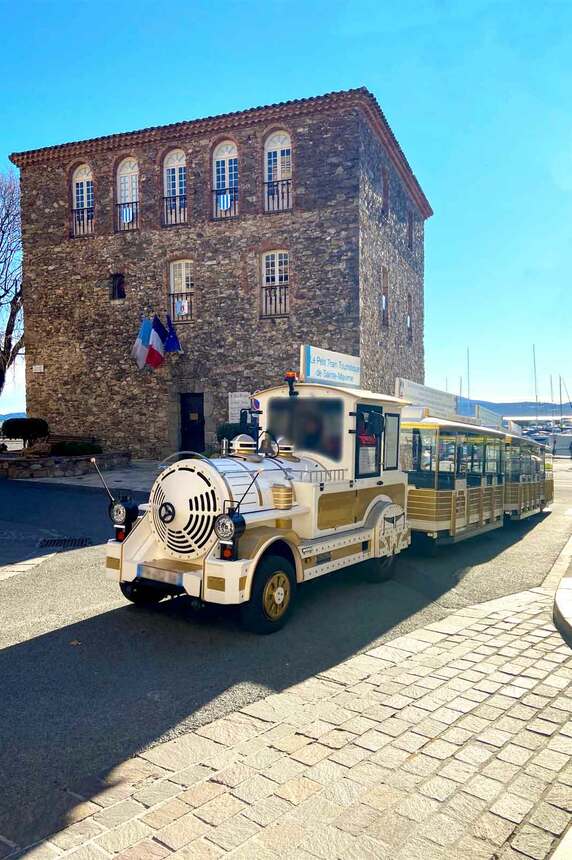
left=554, top=572, right=572, bottom=648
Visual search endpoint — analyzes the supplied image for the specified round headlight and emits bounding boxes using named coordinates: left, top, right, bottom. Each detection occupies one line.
left=214, top=514, right=235, bottom=541
left=111, top=502, right=127, bottom=525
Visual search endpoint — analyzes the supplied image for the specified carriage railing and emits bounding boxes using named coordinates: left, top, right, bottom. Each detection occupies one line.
left=288, top=468, right=347, bottom=484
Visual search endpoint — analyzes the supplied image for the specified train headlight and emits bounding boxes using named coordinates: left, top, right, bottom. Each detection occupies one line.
left=214, top=514, right=236, bottom=541
left=111, top=502, right=128, bottom=525
left=214, top=511, right=246, bottom=549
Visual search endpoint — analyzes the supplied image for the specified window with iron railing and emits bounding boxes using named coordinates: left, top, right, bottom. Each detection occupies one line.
left=116, top=157, right=139, bottom=231
left=261, top=250, right=289, bottom=318
left=163, top=149, right=187, bottom=226
left=264, top=131, right=292, bottom=212
left=169, top=260, right=193, bottom=322
left=72, top=163, right=94, bottom=237
left=213, top=141, right=239, bottom=219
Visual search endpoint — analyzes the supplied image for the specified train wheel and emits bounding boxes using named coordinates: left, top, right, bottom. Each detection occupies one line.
left=120, top=581, right=168, bottom=606
left=361, top=554, right=397, bottom=582
left=240, top=555, right=296, bottom=634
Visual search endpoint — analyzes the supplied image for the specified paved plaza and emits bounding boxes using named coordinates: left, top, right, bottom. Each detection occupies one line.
left=4, top=549, right=572, bottom=858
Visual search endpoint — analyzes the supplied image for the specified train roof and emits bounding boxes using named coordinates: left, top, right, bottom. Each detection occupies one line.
left=256, top=382, right=408, bottom=406
left=401, top=414, right=507, bottom=438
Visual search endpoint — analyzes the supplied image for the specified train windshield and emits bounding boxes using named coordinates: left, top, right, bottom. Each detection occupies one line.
left=267, top=397, right=343, bottom=461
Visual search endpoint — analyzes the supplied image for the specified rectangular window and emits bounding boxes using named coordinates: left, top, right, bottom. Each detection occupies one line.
left=262, top=251, right=289, bottom=317
left=381, top=267, right=389, bottom=326
left=408, top=211, right=414, bottom=249
left=355, top=404, right=383, bottom=478
left=170, top=261, right=193, bottom=322
left=383, top=413, right=400, bottom=470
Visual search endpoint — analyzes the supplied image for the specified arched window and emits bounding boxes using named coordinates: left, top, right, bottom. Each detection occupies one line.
left=163, top=149, right=187, bottom=226
left=261, top=250, right=289, bottom=318
left=212, top=141, right=238, bottom=219
left=264, top=131, right=292, bottom=212
left=72, top=163, right=94, bottom=237
left=116, top=157, right=139, bottom=231
left=169, top=260, right=193, bottom=322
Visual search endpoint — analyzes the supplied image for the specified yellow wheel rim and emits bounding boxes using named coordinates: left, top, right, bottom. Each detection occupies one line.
left=262, top=571, right=291, bottom=621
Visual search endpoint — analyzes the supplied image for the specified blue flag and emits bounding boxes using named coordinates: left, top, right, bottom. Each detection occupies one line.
left=164, top=316, right=183, bottom=353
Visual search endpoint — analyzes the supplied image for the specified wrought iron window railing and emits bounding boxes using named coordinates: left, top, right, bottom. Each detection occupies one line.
left=261, top=284, right=289, bottom=318
left=72, top=207, right=94, bottom=237
left=170, top=291, right=193, bottom=322
left=264, top=179, right=292, bottom=212
left=212, top=187, right=238, bottom=219
left=163, top=195, right=187, bottom=226
left=116, top=201, right=139, bottom=231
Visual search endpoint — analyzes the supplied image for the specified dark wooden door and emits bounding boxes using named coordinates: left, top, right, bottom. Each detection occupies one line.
left=180, top=393, right=205, bottom=452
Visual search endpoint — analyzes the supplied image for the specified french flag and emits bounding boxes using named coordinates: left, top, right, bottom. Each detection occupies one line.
left=131, top=318, right=152, bottom=370
left=146, top=316, right=168, bottom=369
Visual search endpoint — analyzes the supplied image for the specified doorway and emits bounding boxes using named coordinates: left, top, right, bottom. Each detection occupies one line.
left=180, top=393, right=205, bottom=452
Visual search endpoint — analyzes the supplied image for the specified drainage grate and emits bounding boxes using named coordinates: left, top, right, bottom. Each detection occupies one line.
left=38, top=537, right=93, bottom=549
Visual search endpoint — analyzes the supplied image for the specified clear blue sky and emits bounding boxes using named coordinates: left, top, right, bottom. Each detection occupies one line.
left=1, top=0, right=571, bottom=413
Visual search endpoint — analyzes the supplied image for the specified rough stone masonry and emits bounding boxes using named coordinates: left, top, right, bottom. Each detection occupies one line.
left=11, top=88, right=432, bottom=457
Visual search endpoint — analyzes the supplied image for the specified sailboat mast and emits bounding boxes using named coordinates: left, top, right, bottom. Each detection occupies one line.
left=467, top=348, right=471, bottom=402
left=533, top=345, right=538, bottom=423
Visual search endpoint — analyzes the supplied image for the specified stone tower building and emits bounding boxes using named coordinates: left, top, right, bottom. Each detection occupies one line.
left=10, top=88, right=432, bottom=457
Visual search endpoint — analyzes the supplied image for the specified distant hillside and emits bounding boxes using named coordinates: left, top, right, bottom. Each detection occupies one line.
left=473, top=401, right=572, bottom=417
left=0, top=412, right=26, bottom=422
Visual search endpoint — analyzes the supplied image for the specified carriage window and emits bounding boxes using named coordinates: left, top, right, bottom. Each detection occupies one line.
left=467, top=436, right=485, bottom=474
left=485, top=439, right=502, bottom=475
left=438, top=434, right=456, bottom=474
left=267, top=397, right=343, bottom=461
left=411, top=428, right=436, bottom=472
left=355, top=404, right=383, bottom=478
left=383, top=413, right=400, bottom=470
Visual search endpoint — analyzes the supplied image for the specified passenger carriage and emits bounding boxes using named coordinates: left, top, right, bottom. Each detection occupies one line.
left=105, top=379, right=410, bottom=633
left=504, top=435, right=553, bottom=520
left=400, top=409, right=506, bottom=544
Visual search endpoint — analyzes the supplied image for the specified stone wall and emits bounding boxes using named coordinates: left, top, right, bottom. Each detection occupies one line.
left=18, top=94, right=428, bottom=457
left=358, top=115, right=425, bottom=393
left=0, top=451, right=130, bottom=480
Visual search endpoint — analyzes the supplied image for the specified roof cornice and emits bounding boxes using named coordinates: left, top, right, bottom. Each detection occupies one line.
left=9, top=87, right=432, bottom=219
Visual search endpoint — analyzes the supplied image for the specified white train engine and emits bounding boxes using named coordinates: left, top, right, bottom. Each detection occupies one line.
left=105, top=379, right=410, bottom=633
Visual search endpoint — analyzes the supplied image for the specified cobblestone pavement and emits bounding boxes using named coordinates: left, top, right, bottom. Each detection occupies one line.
left=6, top=541, right=572, bottom=860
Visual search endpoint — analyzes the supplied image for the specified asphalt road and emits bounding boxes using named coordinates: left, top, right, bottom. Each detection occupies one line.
left=1, top=465, right=571, bottom=846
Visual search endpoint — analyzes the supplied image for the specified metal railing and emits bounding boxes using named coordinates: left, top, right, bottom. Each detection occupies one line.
left=212, top=187, right=238, bottom=219
left=261, top=284, right=289, bottom=318
left=169, top=290, right=193, bottom=322
left=290, top=468, right=347, bottom=484
left=72, top=207, right=94, bottom=237
left=116, top=201, right=139, bottom=231
left=264, top=179, right=292, bottom=212
left=163, top=195, right=187, bottom=226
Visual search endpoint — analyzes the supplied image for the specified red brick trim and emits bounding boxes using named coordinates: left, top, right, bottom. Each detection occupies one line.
left=10, top=88, right=432, bottom=219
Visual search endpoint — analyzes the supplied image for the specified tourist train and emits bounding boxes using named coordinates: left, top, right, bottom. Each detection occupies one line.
left=104, top=376, right=553, bottom=633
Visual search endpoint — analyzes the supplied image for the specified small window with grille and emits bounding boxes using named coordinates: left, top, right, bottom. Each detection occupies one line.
left=261, top=250, right=289, bottom=318
left=169, top=260, right=193, bottom=322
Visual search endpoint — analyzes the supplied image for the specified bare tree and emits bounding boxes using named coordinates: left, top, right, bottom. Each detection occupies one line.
left=0, top=170, right=23, bottom=398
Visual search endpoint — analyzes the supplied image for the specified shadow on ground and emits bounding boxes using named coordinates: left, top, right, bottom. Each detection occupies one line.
left=0, top=510, right=547, bottom=848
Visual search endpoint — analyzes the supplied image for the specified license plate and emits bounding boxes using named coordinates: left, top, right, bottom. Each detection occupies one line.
left=137, top=566, right=182, bottom=586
